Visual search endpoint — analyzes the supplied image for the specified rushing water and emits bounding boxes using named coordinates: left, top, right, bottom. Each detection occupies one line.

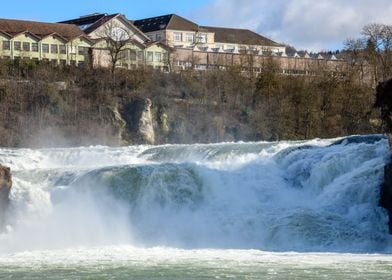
left=1, top=135, right=392, bottom=279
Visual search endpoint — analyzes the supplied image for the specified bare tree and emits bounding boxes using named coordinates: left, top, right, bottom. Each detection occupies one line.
left=361, top=23, right=392, bottom=82
left=344, top=38, right=367, bottom=82
left=96, top=20, right=133, bottom=74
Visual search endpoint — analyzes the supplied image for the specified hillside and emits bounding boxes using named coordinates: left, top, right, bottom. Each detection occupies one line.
left=0, top=59, right=381, bottom=147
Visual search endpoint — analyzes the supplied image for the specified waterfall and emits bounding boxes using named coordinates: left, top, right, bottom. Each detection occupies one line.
left=0, top=135, right=390, bottom=253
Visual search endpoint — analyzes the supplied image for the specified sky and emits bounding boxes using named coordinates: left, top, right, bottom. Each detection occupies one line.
left=1, top=0, right=392, bottom=52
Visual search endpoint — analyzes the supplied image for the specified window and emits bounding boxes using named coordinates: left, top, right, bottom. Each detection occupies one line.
left=155, top=52, right=162, bottom=62
left=69, top=46, right=77, bottom=54
left=14, top=41, right=21, bottom=51
left=174, top=32, right=182, bottom=42
left=42, top=44, right=49, bottom=53
left=22, top=42, right=30, bottom=51
left=239, top=45, right=247, bottom=51
left=51, top=44, right=58, bottom=54
left=32, top=43, right=39, bottom=52
left=226, top=45, right=235, bottom=50
left=60, top=45, right=66, bottom=54
left=186, top=33, right=194, bottom=43
left=156, top=33, right=162, bottom=41
left=130, top=50, right=137, bottom=61
left=146, top=51, right=154, bottom=62
left=199, top=34, right=207, bottom=43
left=78, top=46, right=88, bottom=55
left=2, top=41, right=10, bottom=50
left=119, top=49, right=128, bottom=59
left=137, top=51, right=144, bottom=60
left=215, top=44, right=224, bottom=49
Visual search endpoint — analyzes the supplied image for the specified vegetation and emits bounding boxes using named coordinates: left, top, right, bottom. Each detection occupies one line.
left=0, top=41, right=384, bottom=147
left=344, top=23, right=392, bottom=85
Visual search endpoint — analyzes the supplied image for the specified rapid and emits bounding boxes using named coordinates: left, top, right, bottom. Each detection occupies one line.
left=0, top=135, right=392, bottom=279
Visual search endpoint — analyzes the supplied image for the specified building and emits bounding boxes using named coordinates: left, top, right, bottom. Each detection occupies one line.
left=0, top=18, right=93, bottom=66
left=0, top=13, right=348, bottom=76
left=133, top=14, right=285, bottom=53
left=0, top=14, right=172, bottom=70
left=61, top=13, right=172, bottom=70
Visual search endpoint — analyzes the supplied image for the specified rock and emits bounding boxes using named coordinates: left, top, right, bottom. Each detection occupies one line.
left=0, top=165, right=12, bottom=220
left=121, top=98, right=155, bottom=145
left=49, top=81, right=68, bottom=91
left=380, top=161, right=392, bottom=233
left=375, top=78, right=392, bottom=233
left=111, top=105, right=127, bottom=145
left=375, top=79, right=392, bottom=148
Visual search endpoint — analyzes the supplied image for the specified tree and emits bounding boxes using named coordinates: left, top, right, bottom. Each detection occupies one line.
left=361, top=23, right=392, bottom=82
left=96, top=20, right=133, bottom=74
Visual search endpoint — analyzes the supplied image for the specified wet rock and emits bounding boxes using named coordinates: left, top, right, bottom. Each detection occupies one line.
left=375, top=79, right=392, bottom=148
left=375, top=78, right=392, bottom=233
left=0, top=165, right=12, bottom=223
left=380, top=161, right=392, bottom=232
left=121, top=97, right=155, bottom=145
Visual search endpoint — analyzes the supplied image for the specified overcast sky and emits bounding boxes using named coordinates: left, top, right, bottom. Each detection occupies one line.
left=0, top=0, right=391, bottom=52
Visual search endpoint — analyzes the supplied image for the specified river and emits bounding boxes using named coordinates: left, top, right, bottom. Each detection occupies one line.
left=0, top=135, right=391, bottom=279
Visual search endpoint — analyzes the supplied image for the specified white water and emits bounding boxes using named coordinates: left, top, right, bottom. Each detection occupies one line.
left=1, top=135, right=392, bottom=278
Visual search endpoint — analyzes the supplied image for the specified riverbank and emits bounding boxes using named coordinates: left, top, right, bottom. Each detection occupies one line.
left=0, top=61, right=380, bottom=147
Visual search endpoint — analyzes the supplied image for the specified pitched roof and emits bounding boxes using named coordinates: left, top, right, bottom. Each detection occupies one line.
left=83, top=14, right=118, bottom=34
left=145, top=41, right=174, bottom=51
left=134, top=14, right=283, bottom=47
left=60, top=13, right=149, bottom=42
left=59, top=13, right=118, bottom=34
left=0, top=18, right=84, bottom=40
left=201, top=25, right=283, bottom=47
left=133, top=14, right=201, bottom=32
left=58, top=13, right=107, bottom=29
